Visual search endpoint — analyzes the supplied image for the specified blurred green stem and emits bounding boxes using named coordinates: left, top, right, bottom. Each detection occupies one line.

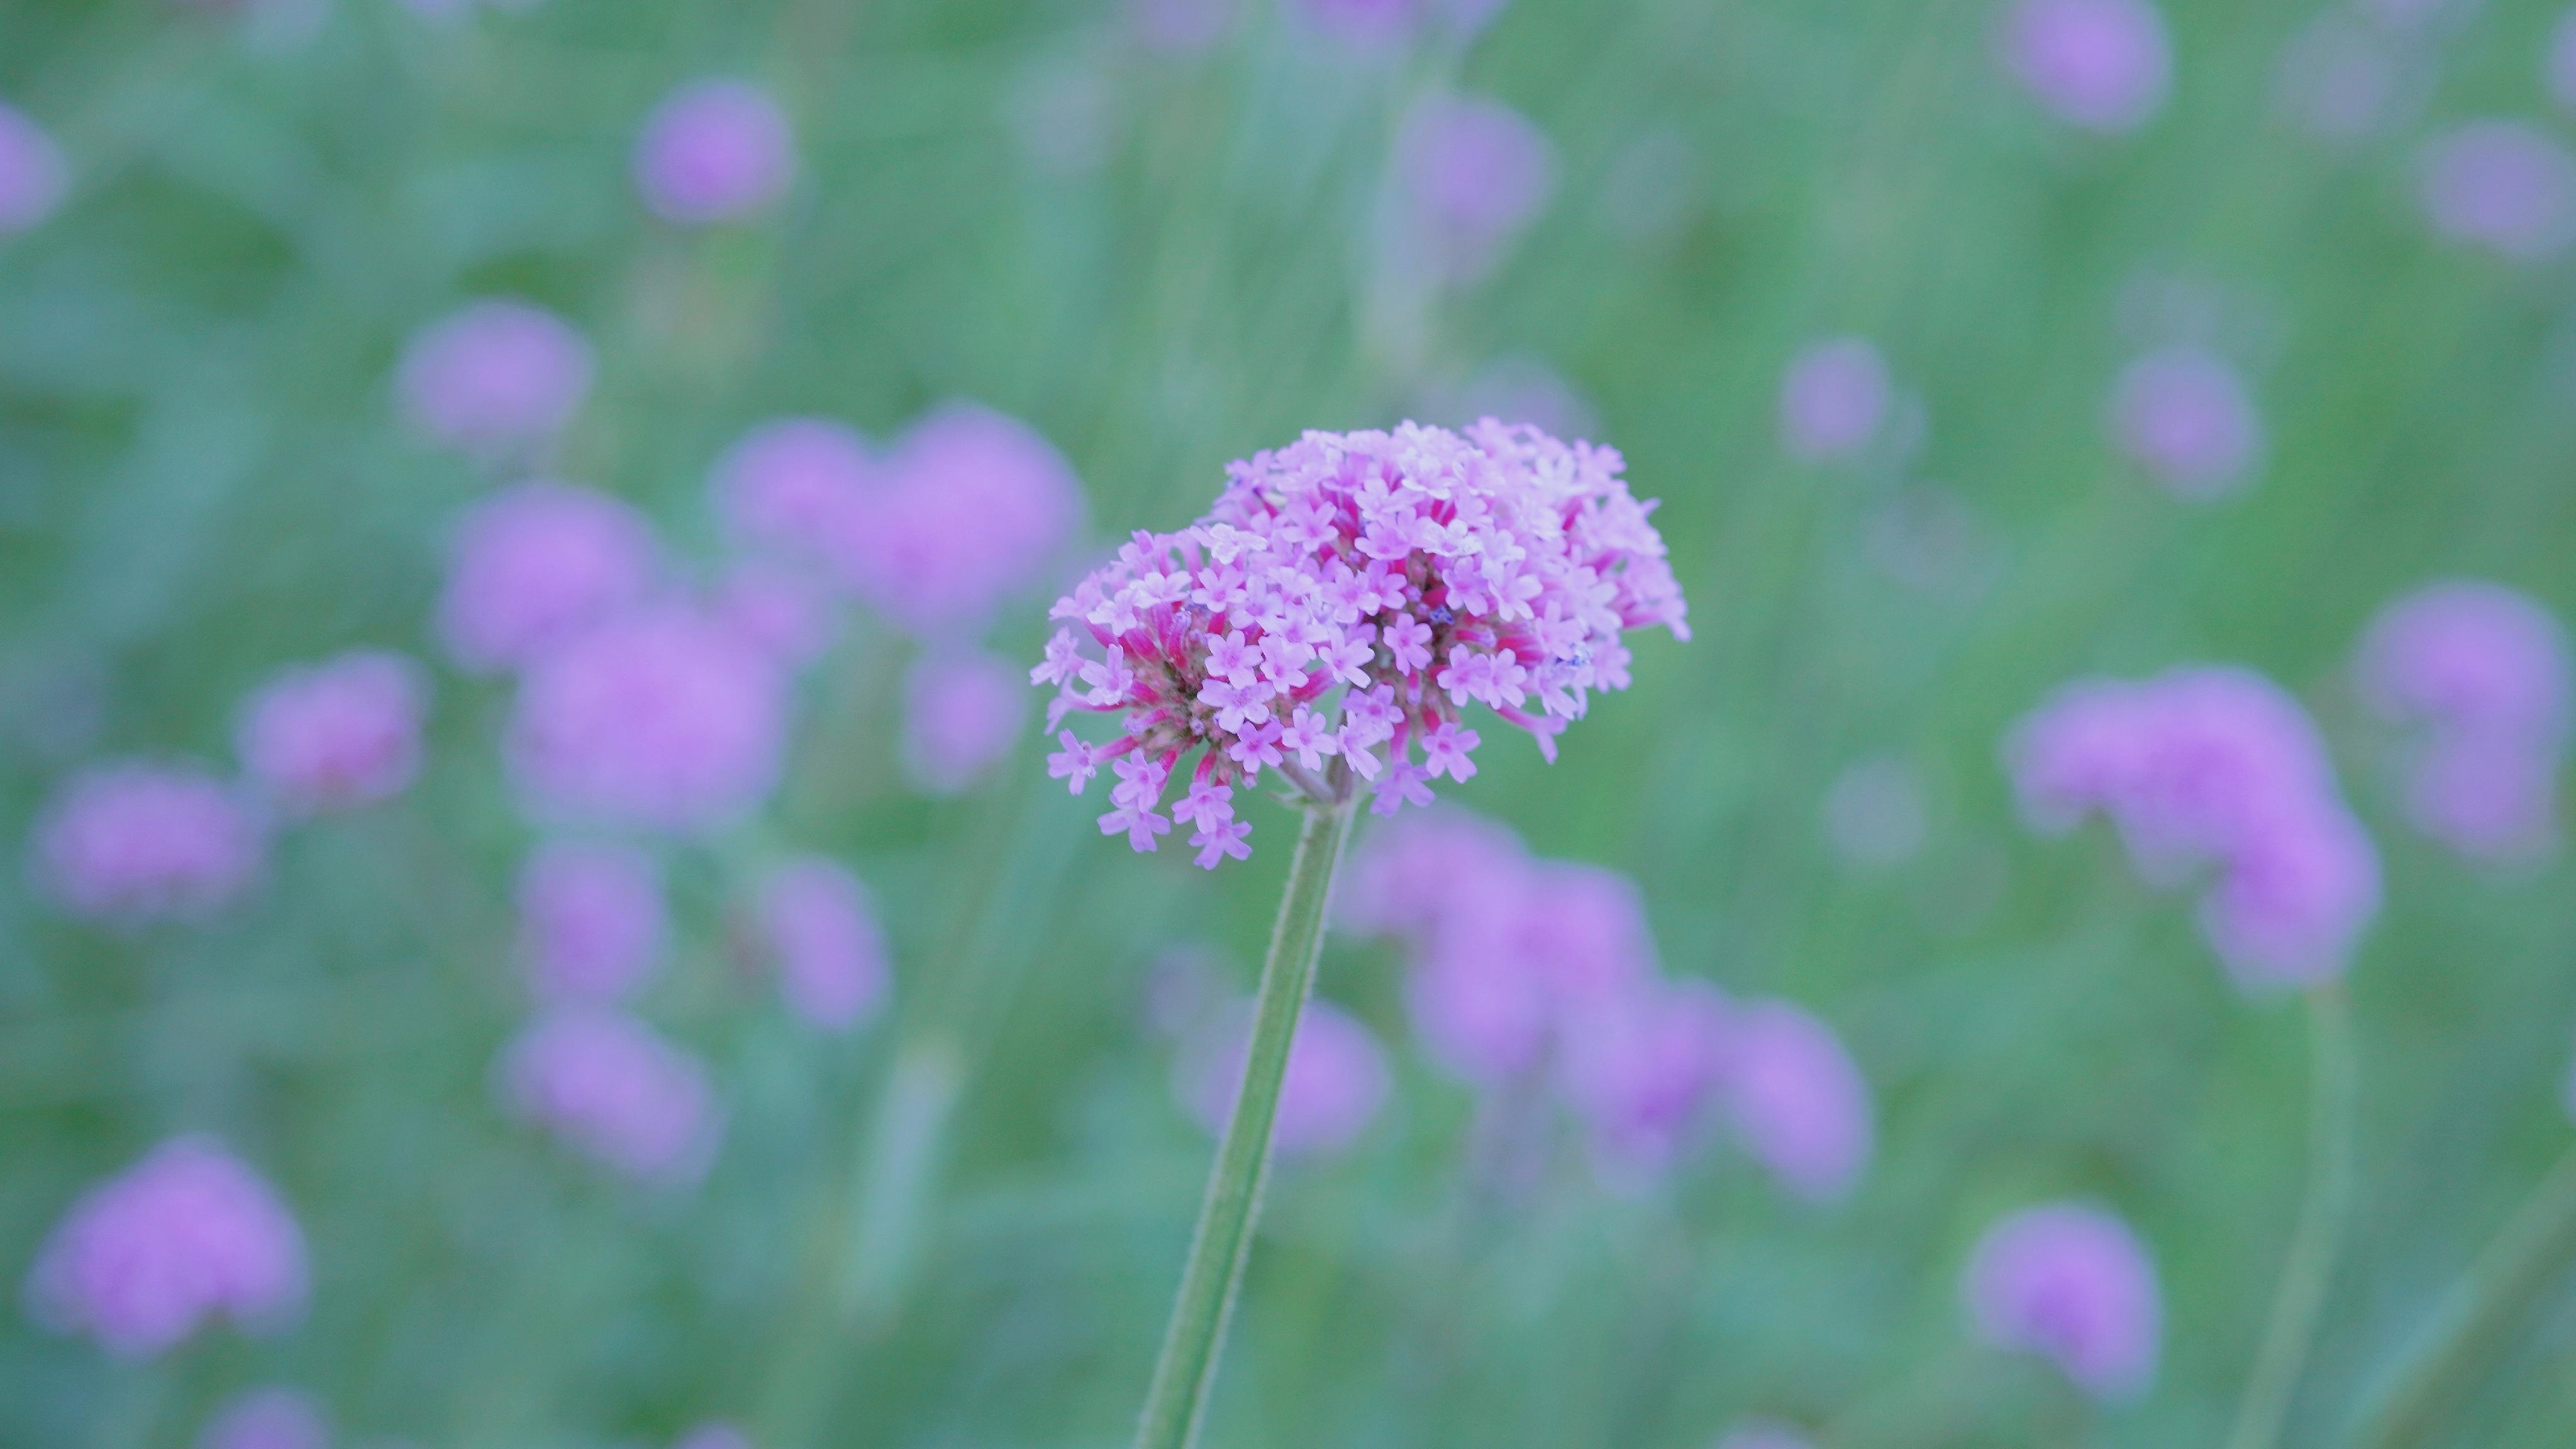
left=2225, top=982, right=2358, bottom=1449
left=2343, top=1140, right=2576, bottom=1449
left=1133, top=793, right=1358, bottom=1449
left=838, top=1036, right=965, bottom=1323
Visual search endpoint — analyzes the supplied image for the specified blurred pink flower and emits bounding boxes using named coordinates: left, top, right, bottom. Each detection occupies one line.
left=506, top=606, right=789, bottom=832
left=1175, top=996, right=1390, bottom=1158
left=2552, top=9, right=2576, bottom=116
left=516, top=841, right=665, bottom=1004
left=633, top=79, right=796, bottom=225
left=2419, top=121, right=2576, bottom=262
left=1718, top=999, right=1874, bottom=1202
left=235, top=652, right=428, bottom=814
left=29, top=763, right=265, bottom=924
left=709, top=562, right=836, bottom=667
left=1778, top=337, right=1891, bottom=464
left=748, top=857, right=890, bottom=1032
left=396, top=301, right=593, bottom=454
left=902, top=650, right=1028, bottom=795
left=435, top=483, right=660, bottom=674
left=1557, top=977, right=1731, bottom=1183
left=25, top=1136, right=308, bottom=1358
left=499, top=1009, right=721, bottom=1184
left=2008, top=667, right=2380, bottom=989
left=2274, top=16, right=2404, bottom=145
left=1406, top=860, right=1662, bottom=1084
left=2001, top=0, right=2173, bottom=134
left=837, top=402, right=1084, bottom=637
left=197, top=1388, right=329, bottom=1449
left=0, top=101, right=68, bottom=235
left=2109, top=347, right=2263, bottom=501
left=1963, top=1202, right=2162, bottom=1401
left=2355, top=580, right=2568, bottom=859
left=709, top=417, right=875, bottom=572
left=1395, top=95, right=1557, bottom=284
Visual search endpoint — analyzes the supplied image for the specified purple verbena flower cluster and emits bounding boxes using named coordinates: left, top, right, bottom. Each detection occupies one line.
left=1342, top=809, right=1872, bottom=1198
left=0, top=99, right=69, bottom=236
left=235, top=651, right=429, bottom=816
left=1033, top=420, right=1687, bottom=868
left=2007, top=666, right=2382, bottom=989
left=28, top=764, right=267, bottom=926
left=196, top=1387, right=330, bottom=1449
left=499, top=1009, right=723, bottom=1185
left=24, top=1136, right=308, bottom=1358
left=1962, top=1201, right=2163, bottom=1402
left=2356, top=580, right=2570, bottom=861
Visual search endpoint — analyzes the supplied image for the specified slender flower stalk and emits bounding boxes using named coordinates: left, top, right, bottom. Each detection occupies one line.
left=2224, top=982, right=2358, bottom=1449
left=2345, top=1140, right=2576, bottom=1449
left=1134, top=784, right=1358, bottom=1449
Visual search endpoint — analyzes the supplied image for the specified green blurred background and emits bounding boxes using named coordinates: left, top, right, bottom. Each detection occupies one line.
left=4, top=0, right=2575, bottom=1445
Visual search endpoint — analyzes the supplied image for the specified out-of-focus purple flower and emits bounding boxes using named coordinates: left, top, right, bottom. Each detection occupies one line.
left=2000, top=0, right=2173, bottom=134
left=0, top=101, right=68, bottom=236
left=1718, top=999, right=1874, bottom=1202
left=1557, top=977, right=1731, bottom=1183
left=28, top=763, right=265, bottom=925
left=24, top=1136, right=308, bottom=1358
left=2419, top=121, right=2576, bottom=262
left=1175, top=996, right=1390, bottom=1158
left=1821, top=757, right=1929, bottom=869
left=1127, top=0, right=1235, bottom=55
left=2109, top=347, right=2264, bottom=501
left=1713, top=1423, right=1814, bottom=1449
left=1779, top=337, right=1892, bottom=464
left=710, top=418, right=875, bottom=573
left=235, top=652, right=428, bottom=814
left=2275, top=15, right=2405, bottom=145
left=435, top=483, right=660, bottom=674
left=841, top=403, right=1084, bottom=638
left=516, top=841, right=665, bottom=1004
left=506, top=606, right=788, bottom=832
left=499, top=1009, right=721, bottom=1184
left=710, top=563, right=836, bottom=667
left=672, top=1424, right=751, bottom=1449
left=2551, top=9, right=2576, bottom=116
left=747, top=858, right=890, bottom=1032
left=1036, top=422, right=1685, bottom=862
left=396, top=301, right=593, bottom=455
left=902, top=650, right=1028, bottom=796
left=2007, top=667, right=2380, bottom=989
left=633, top=79, right=796, bottom=226
left=2355, top=580, right=2569, bottom=859
left=1962, top=1202, right=2162, bottom=1401
left=197, top=1387, right=329, bottom=1449
left=1394, top=95, right=1557, bottom=285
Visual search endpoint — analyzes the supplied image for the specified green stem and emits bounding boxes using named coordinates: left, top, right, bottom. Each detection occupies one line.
left=2225, top=982, right=2360, bottom=1449
left=2344, top=1139, right=2576, bottom=1449
left=1132, top=796, right=1358, bottom=1449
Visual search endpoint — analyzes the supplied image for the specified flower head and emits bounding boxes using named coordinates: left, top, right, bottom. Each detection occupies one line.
left=516, top=841, right=666, bottom=1004
left=506, top=605, right=789, bottom=832
left=29, top=763, right=265, bottom=924
left=1718, top=999, right=1875, bottom=1202
left=837, top=402, right=1085, bottom=636
left=1557, top=977, right=1731, bottom=1184
left=2001, top=0, right=2172, bottom=133
left=1963, top=1202, right=2162, bottom=1401
left=25, top=1136, right=308, bottom=1358
left=708, top=562, right=836, bottom=666
left=396, top=301, right=594, bottom=455
left=436, top=483, right=660, bottom=674
left=0, top=101, right=68, bottom=236
left=633, top=79, right=796, bottom=225
left=2419, top=121, right=2576, bottom=262
left=1035, top=420, right=1686, bottom=862
left=1778, top=336, right=1892, bottom=464
left=2007, top=666, right=2380, bottom=989
left=235, top=652, right=428, bottom=814
left=499, top=1009, right=722, bottom=1184
left=197, top=1388, right=329, bottom=1449
left=2355, top=580, right=2569, bottom=860
left=902, top=650, right=1028, bottom=795
left=2109, top=347, right=2263, bottom=501
left=1175, top=996, right=1390, bottom=1158
left=710, top=417, right=875, bottom=570
left=1395, top=96, right=1557, bottom=285
left=746, top=858, right=890, bottom=1032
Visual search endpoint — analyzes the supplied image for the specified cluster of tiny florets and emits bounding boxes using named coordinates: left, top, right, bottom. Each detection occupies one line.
left=1033, top=419, right=1688, bottom=867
